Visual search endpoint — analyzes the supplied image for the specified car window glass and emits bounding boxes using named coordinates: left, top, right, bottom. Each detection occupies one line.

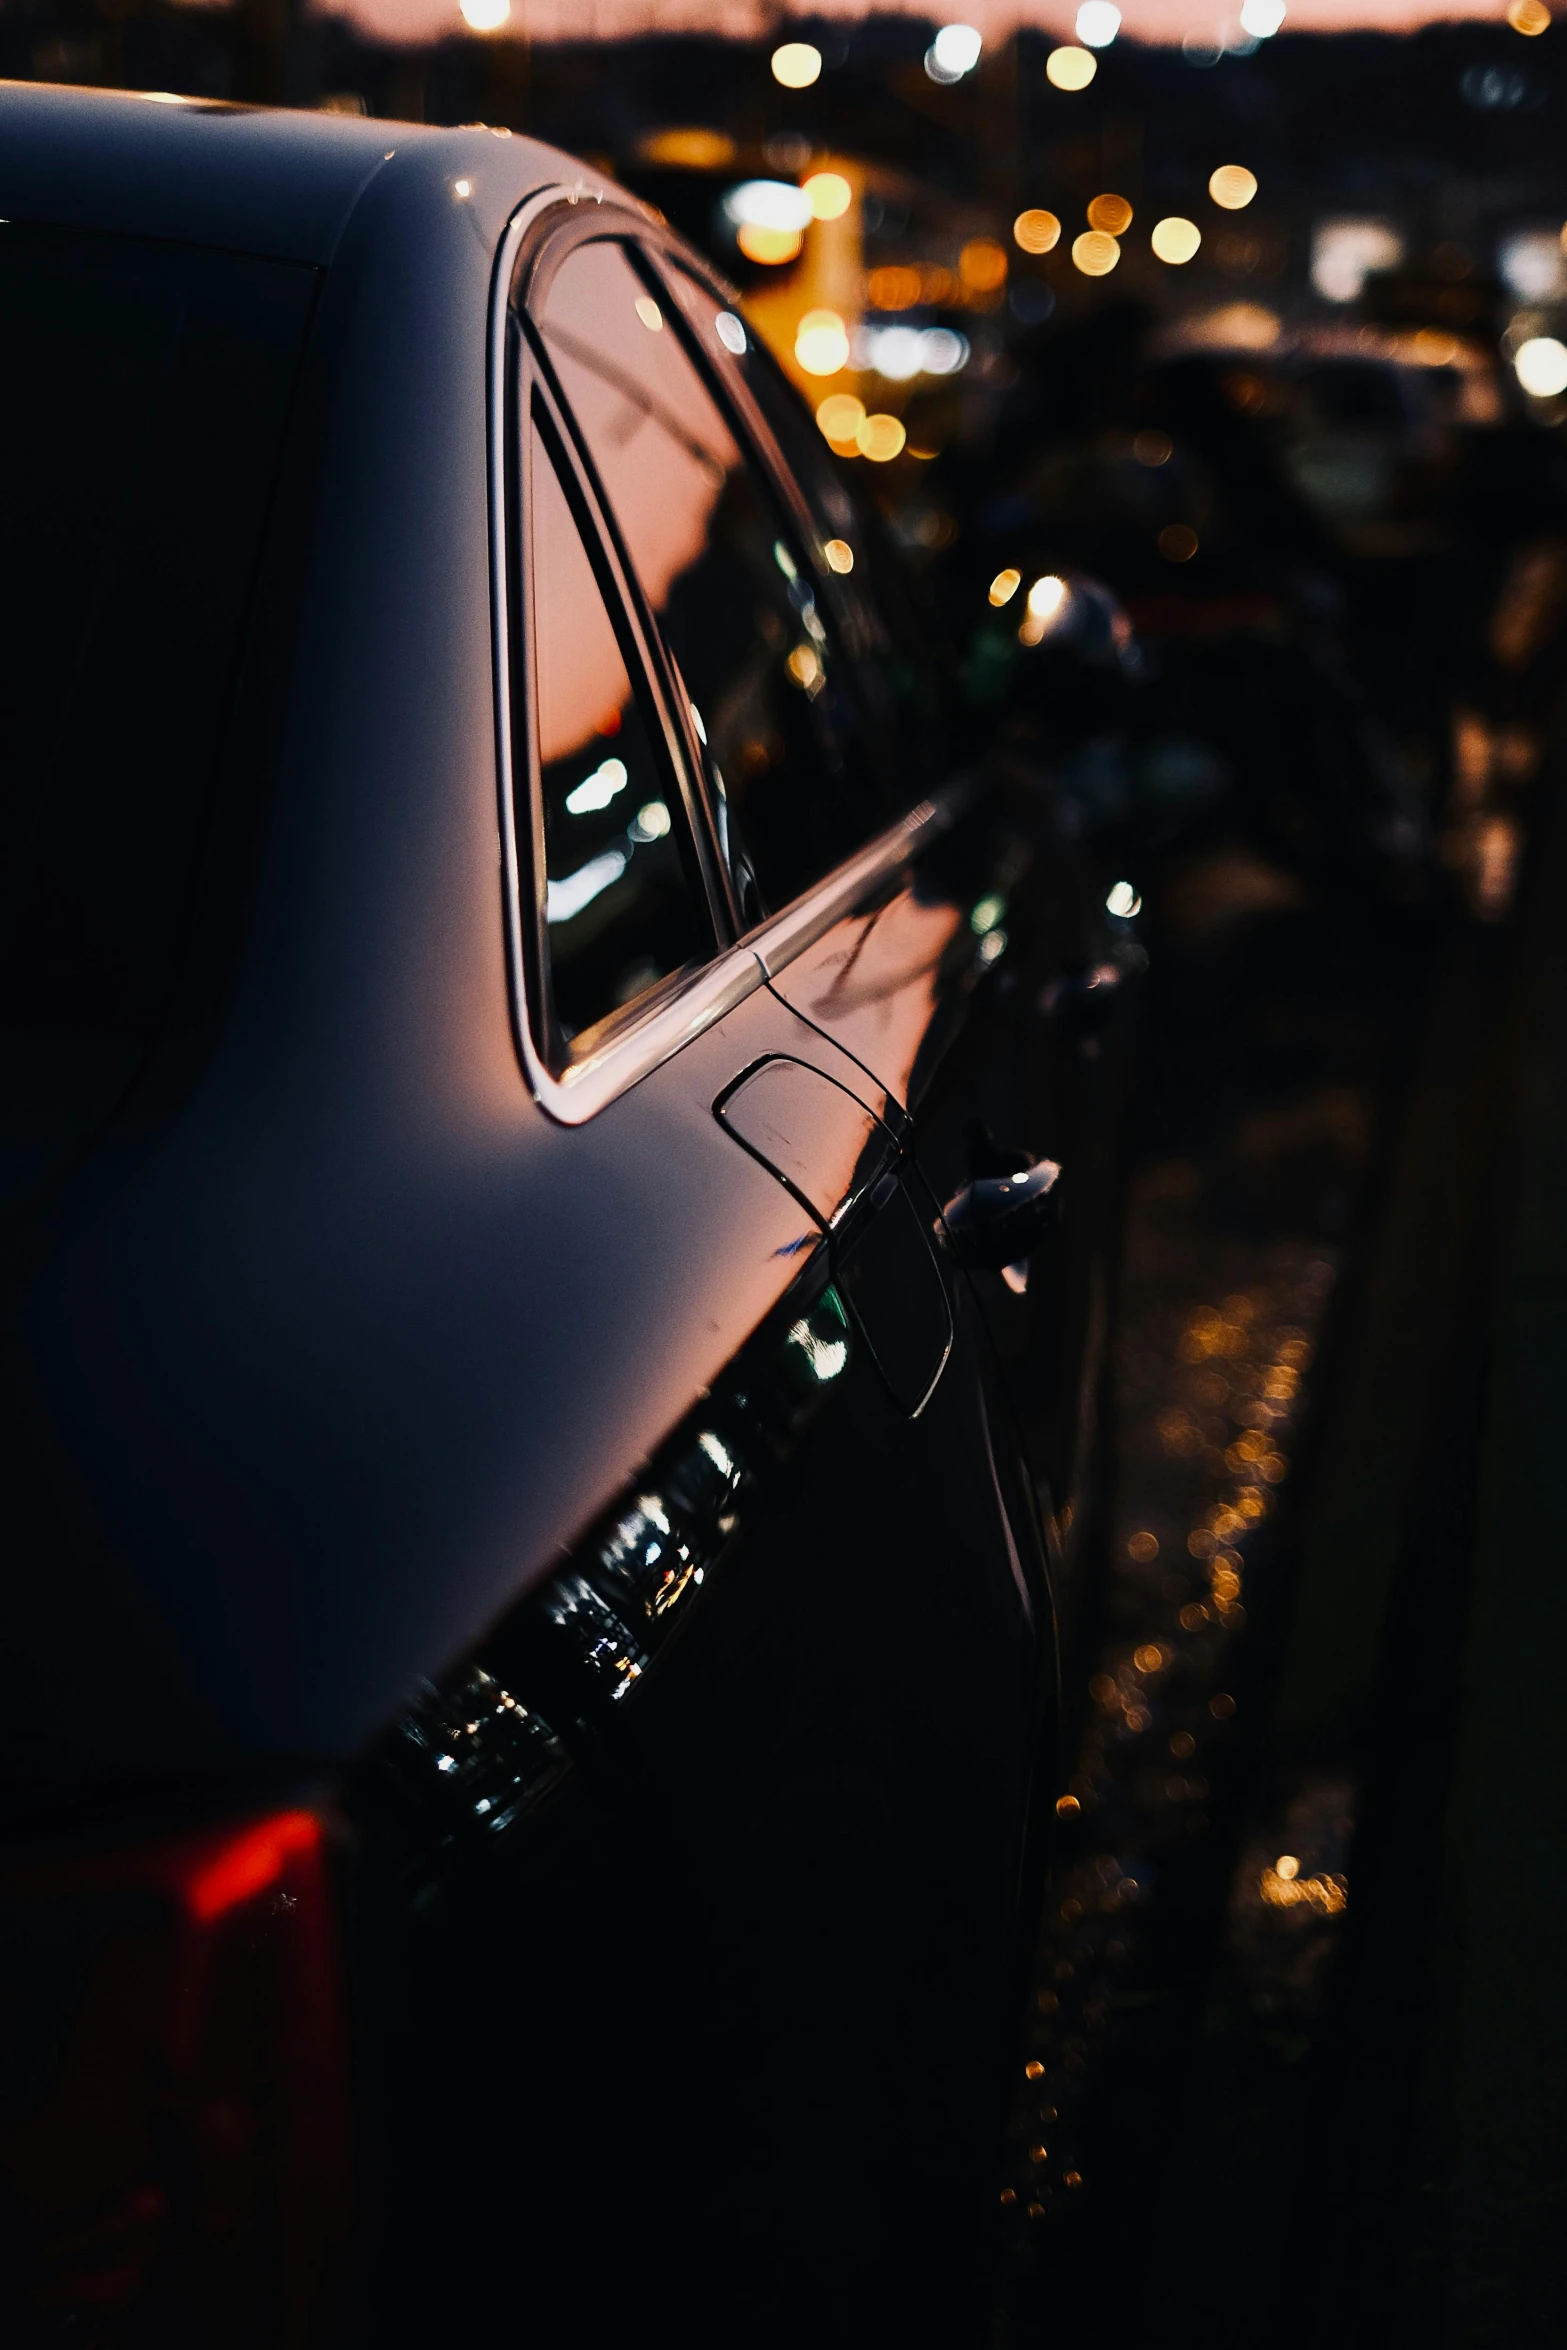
left=663, top=261, right=948, bottom=786
left=527, top=418, right=708, bottom=1064
left=535, top=235, right=893, bottom=917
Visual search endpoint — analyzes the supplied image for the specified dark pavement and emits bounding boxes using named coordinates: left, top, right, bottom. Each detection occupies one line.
left=998, top=740, right=1567, bottom=2344
left=1299, top=753, right=1567, bottom=2348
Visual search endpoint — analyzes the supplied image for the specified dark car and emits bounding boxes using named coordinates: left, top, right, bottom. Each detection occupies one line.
left=0, top=87, right=1133, bottom=2349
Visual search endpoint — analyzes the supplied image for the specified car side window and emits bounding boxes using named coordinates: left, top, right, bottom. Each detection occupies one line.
left=533, top=234, right=895, bottom=919
left=524, top=412, right=710, bottom=1067
left=662, top=261, right=949, bottom=796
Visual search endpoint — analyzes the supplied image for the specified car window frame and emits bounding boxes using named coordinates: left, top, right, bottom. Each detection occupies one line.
left=489, top=190, right=957, bottom=1128
left=519, top=217, right=745, bottom=934
left=493, top=190, right=764, bottom=1126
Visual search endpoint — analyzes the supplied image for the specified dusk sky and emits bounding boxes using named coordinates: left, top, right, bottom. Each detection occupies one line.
left=312, top=0, right=1518, bottom=57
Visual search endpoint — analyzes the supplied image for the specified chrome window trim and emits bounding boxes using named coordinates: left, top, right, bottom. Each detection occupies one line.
left=744, top=795, right=956, bottom=980
left=487, top=190, right=959, bottom=1129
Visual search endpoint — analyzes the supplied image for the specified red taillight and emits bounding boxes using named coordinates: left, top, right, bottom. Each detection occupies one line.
left=183, top=1811, right=323, bottom=1925
left=0, top=1808, right=349, bottom=2348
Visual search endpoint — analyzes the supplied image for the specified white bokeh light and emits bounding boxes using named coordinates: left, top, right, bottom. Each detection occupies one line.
left=854, top=323, right=971, bottom=378
left=770, top=40, right=821, bottom=87
left=1515, top=336, right=1567, bottom=397
left=925, top=22, right=983, bottom=78
left=1500, top=230, right=1567, bottom=302
left=1310, top=217, right=1405, bottom=303
left=1076, top=2, right=1122, bottom=41
left=722, top=180, right=814, bottom=232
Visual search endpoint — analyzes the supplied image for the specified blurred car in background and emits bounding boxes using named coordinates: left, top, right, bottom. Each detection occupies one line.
left=922, top=300, right=1567, bottom=906
left=0, top=86, right=1138, bottom=2349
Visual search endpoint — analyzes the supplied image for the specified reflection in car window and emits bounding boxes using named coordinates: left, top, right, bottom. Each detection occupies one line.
left=536, top=236, right=893, bottom=917
left=526, top=418, right=708, bottom=1064
left=664, top=261, right=948, bottom=796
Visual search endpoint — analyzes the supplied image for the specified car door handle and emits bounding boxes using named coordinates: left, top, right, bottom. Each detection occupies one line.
left=939, top=1158, right=1063, bottom=1271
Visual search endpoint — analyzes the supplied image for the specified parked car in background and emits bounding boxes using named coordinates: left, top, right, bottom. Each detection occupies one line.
left=0, top=88, right=1135, bottom=2348
left=941, top=315, right=1530, bottom=892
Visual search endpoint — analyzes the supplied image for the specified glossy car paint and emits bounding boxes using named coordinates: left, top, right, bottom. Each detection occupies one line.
left=0, top=86, right=1132, bottom=2346
left=1, top=100, right=838, bottom=1768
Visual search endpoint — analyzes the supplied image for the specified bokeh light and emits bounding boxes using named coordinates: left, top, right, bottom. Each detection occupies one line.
left=815, top=392, right=865, bottom=447
left=1014, top=208, right=1062, bottom=254
left=1239, top=0, right=1287, bottom=32
left=1499, top=229, right=1564, bottom=301
left=867, top=263, right=922, bottom=309
left=960, top=237, right=1009, bottom=290
left=459, top=0, right=509, bottom=29
left=802, top=171, right=852, bottom=220
left=1087, top=193, right=1134, bottom=234
left=724, top=178, right=812, bottom=232
left=1311, top=217, right=1404, bottom=301
left=737, top=223, right=802, bottom=264
left=639, top=127, right=735, bottom=169
left=1515, top=335, right=1567, bottom=396
left=1076, top=2, right=1121, bottom=44
left=795, top=308, right=851, bottom=375
left=770, top=40, right=821, bottom=88
left=1209, top=164, right=1259, bottom=210
left=860, top=323, right=969, bottom=378
left=1072, top=230, right=1121, bottom=276
left=1151, top=215, right=1202, bottom=263
left=1019, top=573, right=1070, bottom=641
left=989, top=567, right=1023, bottom=606
left=1046, top=45, right=1097, bottom=89
left=1508, top=0, right=1550, bottom=29
left=926, top=23, right=983, bottom=80
left=857, top=412, right=907, bottom=462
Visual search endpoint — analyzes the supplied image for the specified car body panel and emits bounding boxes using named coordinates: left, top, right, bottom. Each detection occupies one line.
left=0, top=98, right=904, bottom=1773
left=0, top=91, right=1114, bottom=1777
left=0, top=88, right=1122, bottom=2338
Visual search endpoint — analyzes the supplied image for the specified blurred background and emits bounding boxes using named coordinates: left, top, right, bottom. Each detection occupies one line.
left=33, top=1, right=1567, bottom=2339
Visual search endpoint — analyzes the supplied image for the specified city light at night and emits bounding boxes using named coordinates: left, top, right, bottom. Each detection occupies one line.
left=1045, top=43, right=1097, bottom=87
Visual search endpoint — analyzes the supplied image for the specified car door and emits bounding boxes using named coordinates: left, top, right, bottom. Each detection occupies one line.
left=606, top=236, right=1132, bottom=1606
left=648, top=252, right=1141, bottom=1616
left=519, top=216, right=1068, bottom=1662
left=349, top=203, right=1054, bottom=2350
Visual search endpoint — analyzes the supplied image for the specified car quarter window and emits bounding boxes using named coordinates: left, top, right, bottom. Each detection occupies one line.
left=661, top=261, right=949, bottom=802
left=533, top=233, right=897, bottom=920
left=523, top=412, right=711, bottom=1068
